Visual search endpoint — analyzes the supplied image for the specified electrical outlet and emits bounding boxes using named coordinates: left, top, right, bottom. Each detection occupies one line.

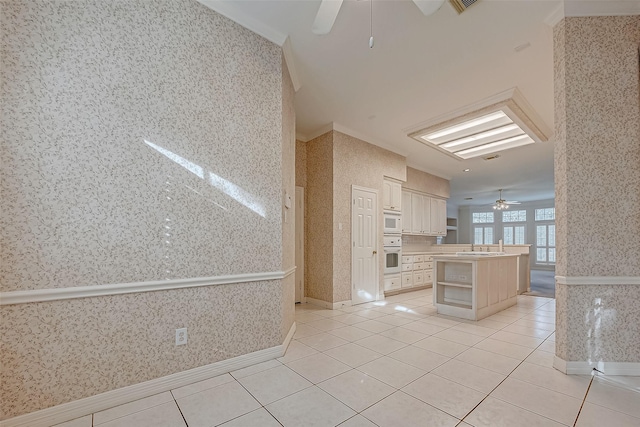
left=175, top=328, right=187, bottom=346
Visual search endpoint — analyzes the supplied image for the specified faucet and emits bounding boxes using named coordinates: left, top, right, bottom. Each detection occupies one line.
left=471, top=243, right=475, bottom=251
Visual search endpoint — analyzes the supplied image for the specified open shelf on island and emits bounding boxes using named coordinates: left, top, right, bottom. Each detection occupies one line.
left=437, top=281, right=472, bottom=288
left=432, top=255, right=519, bottom=320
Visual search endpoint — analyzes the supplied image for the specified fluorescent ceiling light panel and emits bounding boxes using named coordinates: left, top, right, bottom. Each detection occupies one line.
left=414, top=109, right=535, bottom=159
left=409, top=88, right=551, bottom=161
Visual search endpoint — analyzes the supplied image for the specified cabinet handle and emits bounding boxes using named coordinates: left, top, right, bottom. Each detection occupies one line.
left=373, top=250, right=377, bottom=255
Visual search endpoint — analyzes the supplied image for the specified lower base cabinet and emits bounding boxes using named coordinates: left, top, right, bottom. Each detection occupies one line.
left=384, top=275, right=401, bottom=292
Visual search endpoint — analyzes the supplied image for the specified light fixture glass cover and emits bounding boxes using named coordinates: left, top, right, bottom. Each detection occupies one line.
left=408, top=88, right=551, bottom=161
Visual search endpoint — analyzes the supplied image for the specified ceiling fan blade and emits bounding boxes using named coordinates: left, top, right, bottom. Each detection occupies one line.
left=312, top=0, right=344, bottom=35
left=505, top=201, right=521, bottom=204
left=412, top=0, right=446, bottom=16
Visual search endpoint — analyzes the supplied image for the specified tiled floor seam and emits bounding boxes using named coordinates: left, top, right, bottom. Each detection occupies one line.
left=456, top=338, right=551, bottom=426
left=571, top=373, right=596, bottom=427
left=169, top=391, right=190, bottom=427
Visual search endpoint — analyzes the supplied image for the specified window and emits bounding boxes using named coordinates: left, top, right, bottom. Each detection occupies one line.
left=503, top=225, right=525, bottom=244
left=472, top=212, right=494, bottom=223
left=473, top=212, right=494, bottom=244
left=536, top=225, right=556, bottom=264
left=535, top=208, right=555, bottom=221
left=502, top=210, right=526, bottom=222
left=474, top=226, right=494, bottom=244
left=535, top=207, right=556, bottom=265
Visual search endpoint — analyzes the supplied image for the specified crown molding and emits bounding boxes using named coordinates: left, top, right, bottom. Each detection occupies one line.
left=282, top=37, right=302, bottom=92
left=196, top=0, right=288, bottom=46
left=544, top=3, right=565, bottom=27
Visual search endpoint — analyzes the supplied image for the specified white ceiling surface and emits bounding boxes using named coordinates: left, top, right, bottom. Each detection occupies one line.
left=199, top=0, right=639, bottom=207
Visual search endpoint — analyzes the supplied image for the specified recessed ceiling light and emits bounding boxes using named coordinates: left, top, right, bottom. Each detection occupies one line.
left=463, top=168, right=471, bottom=172
left=408, top=88, right=551, bottom=161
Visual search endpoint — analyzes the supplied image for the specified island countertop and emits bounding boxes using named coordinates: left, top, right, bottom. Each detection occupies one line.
left=432, top=253, right=521, bottom=261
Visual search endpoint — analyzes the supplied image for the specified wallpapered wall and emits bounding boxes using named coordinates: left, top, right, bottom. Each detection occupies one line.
left=333, top=131, right=406, bottom=302
left=554, top=16, right=640, bottom=363
left=281, top=59, right=296, bottom=339
left=304, top=132, right=335, bottom=302
left=0, top=0, right=293, bottom=419
left=404, top=167, right=450, bottom=199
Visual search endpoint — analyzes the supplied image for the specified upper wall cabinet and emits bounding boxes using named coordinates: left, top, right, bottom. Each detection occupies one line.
left=402, top=189, right=447, bottom=236
left=401, top=190, right=412, bottom=233
left=430, top=198, right=447, bottom=236
left=383, top=179, right=402, bottom=211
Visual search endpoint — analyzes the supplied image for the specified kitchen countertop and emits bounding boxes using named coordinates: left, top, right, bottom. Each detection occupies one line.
left=432, top=253, right=520, bottom=260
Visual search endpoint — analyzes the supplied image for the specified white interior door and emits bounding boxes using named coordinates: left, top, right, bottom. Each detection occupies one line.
left=295, top=186, right=304, bottom=303
left=352, top=186, right=378, bottom=305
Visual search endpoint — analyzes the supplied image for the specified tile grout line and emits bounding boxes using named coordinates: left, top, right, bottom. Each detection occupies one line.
left=572, top=372, right=596, bottom=427
left=170, top=389, right=190, bottom=427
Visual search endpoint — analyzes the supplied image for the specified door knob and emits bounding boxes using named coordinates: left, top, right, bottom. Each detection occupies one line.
left=373, top=250, right=377, bottom=255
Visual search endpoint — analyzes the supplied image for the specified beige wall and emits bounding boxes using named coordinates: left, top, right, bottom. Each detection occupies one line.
left=404, top=167, right=450, bottom=199
left=281, top=58, right=296, bottom=339
left=304, top=133, right=334, bottom=301
left=302, top=130, right=454, bottom=304
left=333, top=131, right=406, bottom=302
left=0, top=0, right=293, bottom=419
left=295, top=140, right=307, bottom=188
left=554, top=16, right=640, bottom=363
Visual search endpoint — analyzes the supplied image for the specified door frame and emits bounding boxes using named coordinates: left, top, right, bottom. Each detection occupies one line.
left=351, top=185, right=380, bottom=304
left=295, top=186, right=304, bottom=303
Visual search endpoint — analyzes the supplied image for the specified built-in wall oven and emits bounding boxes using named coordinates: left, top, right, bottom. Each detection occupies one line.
left=383, top=235, right=402, bottom=275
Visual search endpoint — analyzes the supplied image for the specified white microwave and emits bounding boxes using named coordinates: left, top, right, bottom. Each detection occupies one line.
left=384, top=211, right=402, bottom=234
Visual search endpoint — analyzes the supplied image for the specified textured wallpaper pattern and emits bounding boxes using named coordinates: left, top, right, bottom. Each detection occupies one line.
left=404, top=167, right=450, bottom=199
left=0, top=281, right=283, bottom=419
left=332, top=131, right=406, bottom=302
left=0, top=0, right=292, bottom=419
left=553, top=16, right=640, bottom=363
left=1, top=0, right=283, bottom=292
left=304, top=132, right=334, bottom=302
left=281, top=58, right=295, bottom=339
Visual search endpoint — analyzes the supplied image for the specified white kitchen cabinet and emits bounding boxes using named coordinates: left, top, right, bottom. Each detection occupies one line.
left=430, top=198, right=447, bottom=236
left=401, top=190, right=412, bottom=233
left=410, top=193, right=431, bottom=234
left=383, top=179, right=402, bottom=212
left=401, top=272, right=413, bottom=288
left=384, top=275, right=401, bottom=292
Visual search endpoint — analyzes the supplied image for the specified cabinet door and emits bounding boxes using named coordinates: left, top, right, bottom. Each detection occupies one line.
left=411, top=193, right=423, bottom=233
left=382, top=180, right=393, bottom=210
left=437, top=199, right=447, bottom=235
left=391, top=182, right=402, bottom=211
left=421, top=195, right=431, bottom=235
left=402, top=190, right=412, bottom=233
left=429, top=198, right=447, bottom=235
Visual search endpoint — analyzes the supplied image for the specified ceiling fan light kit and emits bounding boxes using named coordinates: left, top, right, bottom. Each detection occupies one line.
left=493, top=189, right=521, bottom=210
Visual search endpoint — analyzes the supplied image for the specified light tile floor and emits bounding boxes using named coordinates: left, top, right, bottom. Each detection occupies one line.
left=55, top=289, right=640, bottom=427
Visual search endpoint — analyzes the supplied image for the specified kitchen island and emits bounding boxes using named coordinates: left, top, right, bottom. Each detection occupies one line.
left=432, top=253, right=519, bottom=320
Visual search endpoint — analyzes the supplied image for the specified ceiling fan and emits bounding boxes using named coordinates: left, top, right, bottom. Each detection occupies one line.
left=312, top=0, right=475, bottom=35
left=492, top=189, right=521, bottom=210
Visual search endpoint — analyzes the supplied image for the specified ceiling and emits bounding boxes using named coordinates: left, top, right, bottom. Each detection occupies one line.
left=198, top=0, right=639, bottom=208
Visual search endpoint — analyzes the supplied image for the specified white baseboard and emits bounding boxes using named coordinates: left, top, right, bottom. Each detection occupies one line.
left=554, top=356, right=640, bottom=376
left=303, top=296, right=352, bottom=310
left=1, top=322, right=297, bottom=427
